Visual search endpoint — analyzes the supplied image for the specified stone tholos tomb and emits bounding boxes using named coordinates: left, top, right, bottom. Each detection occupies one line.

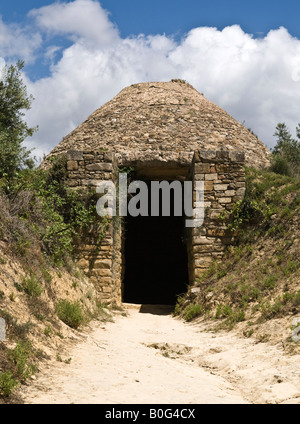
left=44, top=80, right=270, bottom=305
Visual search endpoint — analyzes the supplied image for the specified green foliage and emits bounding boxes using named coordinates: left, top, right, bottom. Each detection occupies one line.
left=22, top=274, right=44, bottom=297
left=217, top=269, right=227, bottom=279
left=271, top=122, right=300, bottom=177
left=0, top=155, right=106, bottom=265
left=118, top=166, right=135, bottom=175
left=8, top=340, right=37, bottom=383
left=44, top=324, right=53, bottom=337
left=262, top=275, right=277, bottom=291
left=0, top=60, right=37, bottom=179
left=56, top=299, right=84, bottom=329
left=182, top=304, right=203, bottom=322
left=270, top=155, right=290, bottom=176
left=225, top=167, right=300, bottom=232
left=216, top=304, right=232, bottom=319
left=177, top=166, right=300, bottom=331
left=0, top=371, right=19, bottom=397
left=39, top=157, right=105, bottom=262
left=173, top=295, right=185, bottom=316
left=215, top=304, right=245, bottom=327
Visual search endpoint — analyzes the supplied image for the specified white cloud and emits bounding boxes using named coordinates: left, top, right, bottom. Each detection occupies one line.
left=29, top=0, right=119, bottom=47
left=0, top=16, right=41, bottom=64
left=1, top=0, right=300, bottom=159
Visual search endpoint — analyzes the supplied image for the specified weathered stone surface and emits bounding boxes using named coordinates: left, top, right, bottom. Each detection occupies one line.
left=205, top=173, right=218, bottom=181
left=214, top=184, right=228, bottom=191
left=67, top=150, right=84, bottom=161
left=194, top=163, right=211, bottom=173
left=76, top=258, right=89, bottom=269
left=43, top=81, right=270, bottom=169
left=86, top=163, right=113, bottom=172
left=218, top=197, right=232, bottom=204
left=93, top=259, right=112, bottom=269
left=67, top=160, right=78, bottom=171
left=193, top=236, right=214, bottom=245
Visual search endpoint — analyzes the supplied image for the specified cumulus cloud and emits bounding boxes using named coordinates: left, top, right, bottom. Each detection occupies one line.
left=0, top=16, right=41, bottom=63
left=2, top=0, right=300, bottom=159
left=29, top=0, right=119, bottom=47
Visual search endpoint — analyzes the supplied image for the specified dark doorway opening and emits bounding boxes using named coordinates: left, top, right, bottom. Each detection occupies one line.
left=122, top=181, right=189, bottom=305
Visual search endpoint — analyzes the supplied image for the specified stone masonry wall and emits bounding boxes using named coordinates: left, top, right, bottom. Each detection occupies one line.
left=66, top=149, right=122, bottom=304
left=188, top=150, right=245, bottom=285
left=65, top=148, right=245, bottom=304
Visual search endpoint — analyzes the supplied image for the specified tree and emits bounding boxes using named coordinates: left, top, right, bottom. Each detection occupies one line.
left=0, top=60, right=37, bottom=179
left=273, top=123, right=300, bottom=163
left=271, top=122, right=300, bottom=176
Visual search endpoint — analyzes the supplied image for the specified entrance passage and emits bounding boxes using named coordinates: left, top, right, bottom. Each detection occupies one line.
left=122, top=181, right=189, bottom=305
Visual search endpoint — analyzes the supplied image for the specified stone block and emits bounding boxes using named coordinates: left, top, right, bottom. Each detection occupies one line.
left=100, top=277, right=113, bottom=285
left=67, top=150, right=84, bottom=161
left=101, top=286, right=112, bottom=294
left=82, top=179, right=101, bottom=187
left=104, top=152, right=114, bottom=162
left=67, top=160, right=78, bottom=171
left=205, top=173, right=218, bottom=181
left=194, top=163, right=210, bottom=173
left=193, top=244, right=224, bottom=254
left=191, top=227, right=206, bottom=237
left=218, top=197, right=232, bottom=204
left=97, top=268, right=112, bottom=277
left=194, top=174, right=205, bottom=181
left=193, top=236, right=213, bottom=245
left=204, top=181, right=214, bottom=191
left=209, top=209, right=223, bottom=220
left=195, top=257, right=214, bottom=267
left=93, top=259, right=112, bottom=269
left=229, top=151, right=245, bottom=163
left=197, top=150, right=217, bottom=161
left=86, top=163, right=113, bottom=172
left=76, top=258, right=90, bottom=269
left=214, top=184, right=228, bottom=191
left=236, top=187, right=246, bottom=196
left=207, top=228, right=227, bottom=237
left=225, top=190, right=236, bottom=196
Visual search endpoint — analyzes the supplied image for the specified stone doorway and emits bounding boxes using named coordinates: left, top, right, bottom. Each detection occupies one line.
left=122, top=180, right=190, bottom=305
left=66, top=149, right=246, bottom=305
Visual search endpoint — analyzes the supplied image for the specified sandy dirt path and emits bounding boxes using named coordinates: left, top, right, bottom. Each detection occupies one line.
left=22, top=305, right=300, bottom=404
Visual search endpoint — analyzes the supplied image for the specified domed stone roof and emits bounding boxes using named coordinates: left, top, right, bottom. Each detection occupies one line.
left=45, top=80, right=270, bottom=168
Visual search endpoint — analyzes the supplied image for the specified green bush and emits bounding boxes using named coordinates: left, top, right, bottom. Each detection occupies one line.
left=216, top=304, right=233, bottom=319
left=262, top=275, right=277, bottom=291
left=270, top=155, right=290, bottom=176
left=183, top=304, right=203, bottom=322
left=271, top=122, right=300, bottom=178
left=8, top=341, right=37, bottom=383
left=56, top=300, right=84, bottom=329
left=22, top=274, right=44, bottom=297
left=0, top=371, right=19, bottom=397
left=292, top=291, right=300, bottom=306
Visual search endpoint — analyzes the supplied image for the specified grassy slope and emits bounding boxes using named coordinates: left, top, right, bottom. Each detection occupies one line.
left=0, top=247, right=114, bottom=403
left=0, top=169, right=113, bottom=402
left=177, top=168, right=300, bottom=351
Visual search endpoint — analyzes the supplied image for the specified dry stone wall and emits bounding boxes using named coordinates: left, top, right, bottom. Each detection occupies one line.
left=64, top=148, right=245, bottom=304
left=189, top=150, right=245, bottom=284
left=66, top=149, right=122, bottom=304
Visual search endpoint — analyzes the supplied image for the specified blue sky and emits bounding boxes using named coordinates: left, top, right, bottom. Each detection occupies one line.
left=2, top=0, right=300, bottom=40
left=0, top=0, right=300, bottom=158
left=1, top=1, right=299, bottom=76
